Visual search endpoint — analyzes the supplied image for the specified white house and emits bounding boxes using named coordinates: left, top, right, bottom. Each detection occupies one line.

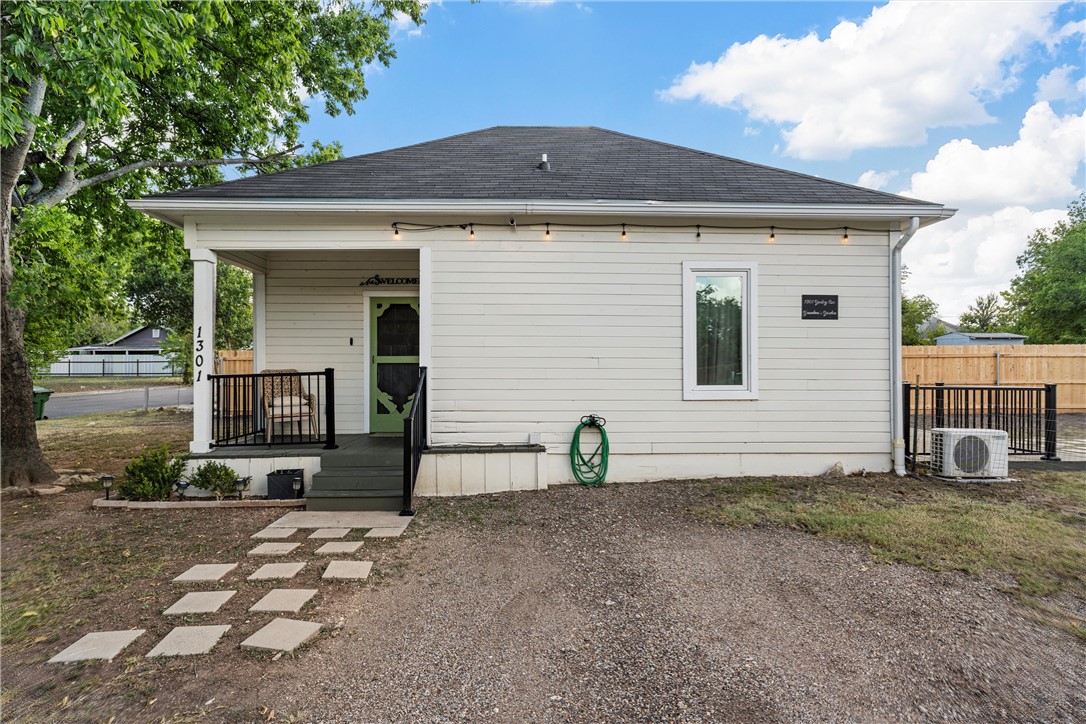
left=130, top=127, right=954, bottom=511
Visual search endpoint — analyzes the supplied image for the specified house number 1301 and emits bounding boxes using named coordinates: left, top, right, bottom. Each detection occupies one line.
left=194, top=326, right=205, bottom=382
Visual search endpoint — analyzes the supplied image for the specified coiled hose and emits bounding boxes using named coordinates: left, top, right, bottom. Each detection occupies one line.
left=570, top=414, right=609, bottom=486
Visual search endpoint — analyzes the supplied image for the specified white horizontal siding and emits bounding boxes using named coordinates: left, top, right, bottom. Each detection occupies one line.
left=263, top=249, right=418, bottom=434
left=199, top=223, right=892, bottom=459
left=425, top=230, right=890, bottom=454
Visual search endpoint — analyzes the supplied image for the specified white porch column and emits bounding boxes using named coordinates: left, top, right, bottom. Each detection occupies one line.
left=190, top=247, right=217, bottom=453
left=252, top=272, right=266, bottom=373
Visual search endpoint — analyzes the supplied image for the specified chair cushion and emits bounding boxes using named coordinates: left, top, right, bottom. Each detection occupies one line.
left=269, top=396, right=312, bottom=413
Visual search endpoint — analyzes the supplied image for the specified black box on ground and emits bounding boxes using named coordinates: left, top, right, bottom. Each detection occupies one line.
left=267, top=469, right=304, bottom=499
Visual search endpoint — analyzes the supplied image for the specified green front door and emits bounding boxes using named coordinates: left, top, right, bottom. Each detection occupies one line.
left=369, top=297, right=420, bottom=434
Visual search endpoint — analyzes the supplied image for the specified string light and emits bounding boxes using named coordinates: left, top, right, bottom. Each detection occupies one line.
left=389, top=220, right=890, bottom=238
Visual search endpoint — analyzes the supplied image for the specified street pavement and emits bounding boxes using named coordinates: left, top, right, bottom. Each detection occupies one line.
left=43, top=386, right=193, bottom=419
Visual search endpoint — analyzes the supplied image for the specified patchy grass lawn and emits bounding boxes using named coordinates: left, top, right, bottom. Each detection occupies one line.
left=694, top=470, right=1086, bottom=637
left=36, top=408, right=192, bottom=475
left=0, top=489, right=299, bottom=722
left=36, top=377, right=183, bottom=394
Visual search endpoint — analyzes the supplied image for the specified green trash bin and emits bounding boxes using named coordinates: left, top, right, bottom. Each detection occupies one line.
left=33, top=385, right=53, bottom=420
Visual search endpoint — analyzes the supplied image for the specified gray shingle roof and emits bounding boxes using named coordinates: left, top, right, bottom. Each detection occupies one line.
left=149, top=126, right=934, bottom=206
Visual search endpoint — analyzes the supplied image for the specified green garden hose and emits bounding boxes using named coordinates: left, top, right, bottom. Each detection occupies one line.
left=570, top=414, right=609, bottom=486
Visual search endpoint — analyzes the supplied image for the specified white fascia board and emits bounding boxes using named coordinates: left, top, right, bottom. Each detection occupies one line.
left=127, top=198, right=955, bottom=228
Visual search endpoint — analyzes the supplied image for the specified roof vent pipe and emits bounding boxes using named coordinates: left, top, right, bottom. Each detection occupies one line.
left=537, top=153, right=552, bottom=172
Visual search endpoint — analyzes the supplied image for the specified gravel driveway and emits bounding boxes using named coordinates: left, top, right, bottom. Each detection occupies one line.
left=265, top=481, right=1084, bottom=723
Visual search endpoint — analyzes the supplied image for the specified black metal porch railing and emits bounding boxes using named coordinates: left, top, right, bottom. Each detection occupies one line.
left=209, top=368, right=336, bottom=449
left=903, top=382, right=1059, bottom=468
left=401, top=366, right=428, bottom=516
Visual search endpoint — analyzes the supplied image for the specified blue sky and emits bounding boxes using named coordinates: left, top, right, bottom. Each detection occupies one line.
left=301, top=1, right=1085, bottom=321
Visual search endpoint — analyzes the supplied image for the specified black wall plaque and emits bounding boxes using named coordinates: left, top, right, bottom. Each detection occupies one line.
left=802, top=294, right=839, bottom=320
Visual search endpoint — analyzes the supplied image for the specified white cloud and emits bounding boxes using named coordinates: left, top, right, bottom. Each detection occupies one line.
left=392, top=0, right=435, bottom=37
left=904, top=206, right=1067, bottom=321
left=660, top=1, right=1064, bottom=159
left=856, top=169, right=898, bottom=191
left=742, top=126, right=760, bottom=137
left=1035, top=64, right=1085, bottom=102
left=902, top=101, right=1085, bottom=210
left=392, top=10, right=424, bottom=37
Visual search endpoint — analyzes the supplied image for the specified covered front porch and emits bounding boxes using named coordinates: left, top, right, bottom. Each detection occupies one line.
left=189, top=245, right=431, bottom=512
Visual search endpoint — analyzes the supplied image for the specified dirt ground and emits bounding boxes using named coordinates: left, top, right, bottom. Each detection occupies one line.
left=2, top=476, right=1083, bottom=723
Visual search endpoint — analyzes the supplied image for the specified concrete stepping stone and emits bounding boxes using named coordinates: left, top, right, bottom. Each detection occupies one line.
left=308, top=528, right=350, bottom=539
left=364, top=527, right=405, bottom=538
left=314, top=541, right=364, bottom=555
left=271, top=511, right=405, bottom=529
left=249, top=588, right=318, bottom=613
left=173, top=563, right=237, bottom=583
left=322, top=560, right=373, bottom=580
left=164, top=590, right=236, bottom=615
left=251, top=527, right=297, bottom=540
left=248, top=562, right=306, bottom=580
left=248, top=542, right=301, bottom=556
left=240, top=618, right=321, bottom=653
left=49, top=629, right=144, bottom=663
left=147, top=625, right=230, bottom=657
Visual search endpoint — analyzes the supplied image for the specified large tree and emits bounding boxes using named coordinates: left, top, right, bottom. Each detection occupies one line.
left=958, top=292, right=1010, bottom=333
left=1, top=1, right=422, bottom=486
left=1002, top=195, right=1086, bottom=344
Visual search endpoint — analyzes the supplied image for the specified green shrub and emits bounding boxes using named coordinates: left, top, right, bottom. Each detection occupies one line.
left=187, top=461, right=250, bottom=500
left=117, top=445, right=189, bottom=501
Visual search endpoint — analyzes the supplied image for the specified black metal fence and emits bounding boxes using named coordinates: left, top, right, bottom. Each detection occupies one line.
left=401, top=366, right=428, bottom=516
left=209, top=368, right=336, bottom=449
left=904, top=382, right=1059, bottom=468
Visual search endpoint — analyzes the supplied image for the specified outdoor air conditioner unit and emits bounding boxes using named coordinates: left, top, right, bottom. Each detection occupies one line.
left=930, top=428, right=1009, bottom=478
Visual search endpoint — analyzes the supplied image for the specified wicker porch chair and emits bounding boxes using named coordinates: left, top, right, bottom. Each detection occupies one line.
left=260, top=369, right=319, bottom=443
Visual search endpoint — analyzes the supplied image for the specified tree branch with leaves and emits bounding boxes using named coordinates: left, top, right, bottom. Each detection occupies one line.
left=0, top=0, right=423, bottom=486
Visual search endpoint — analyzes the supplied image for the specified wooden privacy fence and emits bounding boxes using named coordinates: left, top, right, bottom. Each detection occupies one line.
left=216, top=350, right=255, bottom=414
left=217, top=349, right=254, bottom=375
left=903, top=344, right=1085, bottom=412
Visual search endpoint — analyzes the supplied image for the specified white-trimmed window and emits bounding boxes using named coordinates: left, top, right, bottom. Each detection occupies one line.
left=682, top=261, right=758, bottom=400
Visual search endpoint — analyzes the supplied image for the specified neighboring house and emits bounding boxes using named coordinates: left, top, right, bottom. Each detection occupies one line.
left=918, top=316, right=959, bottom=337
left=936, top=331, right=1027, bottom=346
left=129, top=126, right=953, bottom=508
left=46, top=325, right=176, bottom=376
left=68, top=325, right=170, bottom=356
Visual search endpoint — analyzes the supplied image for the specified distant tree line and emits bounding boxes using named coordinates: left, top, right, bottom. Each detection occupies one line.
left=903, top=194, right=1085, bottom=345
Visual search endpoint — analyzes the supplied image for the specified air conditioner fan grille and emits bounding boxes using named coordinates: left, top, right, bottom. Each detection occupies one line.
left=953, top=435, right=991, bottom=474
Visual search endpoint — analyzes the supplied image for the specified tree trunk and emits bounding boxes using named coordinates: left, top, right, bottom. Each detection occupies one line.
left=1, top=205, right=56, bottom=487
left=1, top=75, right=55, bottom=487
